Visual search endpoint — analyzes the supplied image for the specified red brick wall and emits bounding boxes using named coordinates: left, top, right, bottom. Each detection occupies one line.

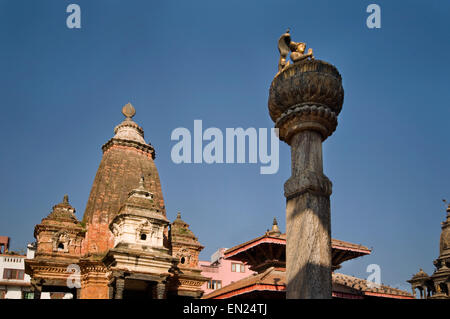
left=82, top=144, right=166, bottom=254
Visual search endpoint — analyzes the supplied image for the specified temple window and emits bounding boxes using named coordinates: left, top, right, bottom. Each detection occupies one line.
left=140, top=233, right=147, bottom=241
left=180, top=257, right=186, bottom=264
left=231, top=263, right=245, bottom=273
left=207, top=280, right=222, bottom=290
left=57, top=242, right=65, bottom=251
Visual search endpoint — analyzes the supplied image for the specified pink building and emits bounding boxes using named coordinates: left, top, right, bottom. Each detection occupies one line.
left=199, top=248, right=254, bottom=295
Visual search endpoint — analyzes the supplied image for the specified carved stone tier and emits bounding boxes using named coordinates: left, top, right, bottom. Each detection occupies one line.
left=268, top=60, right=344, bottom=143
left=102, top=138, right=155, bottom=159
left=79, top=259, right=111, bottom=299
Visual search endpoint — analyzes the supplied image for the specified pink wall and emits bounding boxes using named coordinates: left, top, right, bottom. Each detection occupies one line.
left=199, top=248, right=254, bottom=295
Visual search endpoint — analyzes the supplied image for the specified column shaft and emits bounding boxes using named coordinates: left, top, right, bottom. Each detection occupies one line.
left=156, top=282, right=166, bottom=299
left=115, top=278, right=125, bottom=299
left=286, top=131, right=332, bottom=299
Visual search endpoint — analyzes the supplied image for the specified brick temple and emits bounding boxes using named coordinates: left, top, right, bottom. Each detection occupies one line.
left=25, top=103, right=208, bottom=299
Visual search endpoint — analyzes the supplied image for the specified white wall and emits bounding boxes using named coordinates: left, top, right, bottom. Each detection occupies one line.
left=0, top=243, right=35, bottom=299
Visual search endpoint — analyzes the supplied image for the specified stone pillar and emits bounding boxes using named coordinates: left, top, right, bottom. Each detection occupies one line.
left=31, top=279, right=42, bottom=299
left=268, top=58, right=344, bottom=298
left=33, top=286, right=42, bottom=300
left=284, top=130, right=332, bottom=298
left=115, top=278, right=125, bottom=299
left=108, top=284, right=114, bottom=299
left=156, top=281, right=166, bottom=299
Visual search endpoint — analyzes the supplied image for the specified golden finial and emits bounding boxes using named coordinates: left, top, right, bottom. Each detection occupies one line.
left=122, top=102, right=136, bottom=119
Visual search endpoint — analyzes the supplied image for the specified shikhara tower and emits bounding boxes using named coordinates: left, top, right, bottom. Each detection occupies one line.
left=25, top=103, right=207, bottom=299
left=82, top=103, right=166, bottom=254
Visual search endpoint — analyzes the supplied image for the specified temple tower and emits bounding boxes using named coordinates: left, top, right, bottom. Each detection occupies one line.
left=82, top=103, right=166, bottom=255
left=408, top=203, right=450, bottom=299
left=25, top=195, right=84, bottom=298
left=168, top=212, right=208, bottom=298
left=431, top=203, right=450, bottom=297
left=268, top=31, right=344, bottom=298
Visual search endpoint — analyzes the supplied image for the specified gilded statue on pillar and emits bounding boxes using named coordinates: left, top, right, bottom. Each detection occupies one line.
left=277, top=29, right=314, bottom=74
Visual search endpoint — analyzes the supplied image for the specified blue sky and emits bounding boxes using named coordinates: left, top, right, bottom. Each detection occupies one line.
left=0, top=0, right=449, bottom=290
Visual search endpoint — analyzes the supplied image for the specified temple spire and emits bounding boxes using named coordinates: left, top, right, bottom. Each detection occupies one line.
left=268, top=217, right=281, bottom=237
left=109, top=104, right=148, bottom=148
left=122, top=102, right=136, bottom=120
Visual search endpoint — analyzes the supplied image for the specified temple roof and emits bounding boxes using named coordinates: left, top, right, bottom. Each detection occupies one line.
left=44, top=195, right=78, bottom=223
left=408, top=268, right=430, bottom=282
left=224, top=228, right=371, bottom=270
left=202, top=266, right=285, bottom=299
left=267, top=218, right=281, bottom=237
left=82, top=104, right=166, bottom=253
left=170, top=212, right=203, bottom=249
left=35, top=195, right=83, bottom=238
left=202, top=268, right=413, bottom=299
left=333, top=273, right=413, bottom=299
left=225, top=233, right=371, bottom=257
left=112, top=177, right=168, bottom=223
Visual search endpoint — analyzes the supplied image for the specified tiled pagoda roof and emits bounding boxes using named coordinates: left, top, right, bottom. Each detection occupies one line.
left=202, top=268, right=413, bottom=299
left=224, top=231, right=371, bottom=270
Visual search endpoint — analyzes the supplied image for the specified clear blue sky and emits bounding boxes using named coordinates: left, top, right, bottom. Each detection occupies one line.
left=0, top=0, right=449, bottom=291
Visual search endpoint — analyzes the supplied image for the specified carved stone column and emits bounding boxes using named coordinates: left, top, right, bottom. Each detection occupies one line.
left=115, top=278, right=125, bottom=299
left=155, top=281, right=166, bottom=299
left=284, top=130, right=332, bottom=298
left=33, top=287, right=42, bottom=300
left=108, top=284, right=114, bottom=299
left=268, top=57, right=344, bottom=298
left=31, top=279, right=42, bottom=300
